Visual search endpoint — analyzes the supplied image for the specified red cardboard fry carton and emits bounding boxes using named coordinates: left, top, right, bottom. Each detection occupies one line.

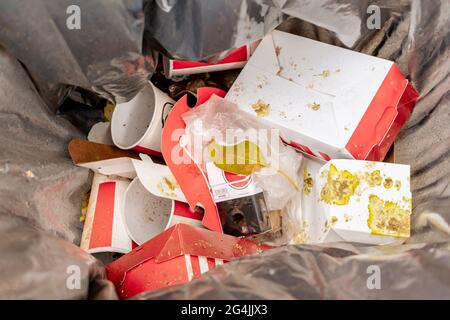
left=163, top=45, right=253, bottom=78
left=226, top=30, right=419, bottom=162
left=106, top=223, right=270, bottom=299
left=80, top=173, right=133, bottom=254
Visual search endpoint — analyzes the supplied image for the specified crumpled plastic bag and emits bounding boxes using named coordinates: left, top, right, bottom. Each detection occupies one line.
left=0, top=0, right=390, bottom=107
left=0, top=0, right=155, bottom=106
left=1, top=0, right=450, bottom=300
left=182, top=95, right=302, bottom=211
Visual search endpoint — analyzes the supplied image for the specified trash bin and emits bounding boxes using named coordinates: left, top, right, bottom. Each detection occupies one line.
left=0, top=0, right=449, bottom=300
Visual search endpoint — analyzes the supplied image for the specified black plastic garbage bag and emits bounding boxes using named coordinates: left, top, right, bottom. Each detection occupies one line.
left=0, top=0, right=449, bottom=299
left=0, top=0, right=155, bottom=105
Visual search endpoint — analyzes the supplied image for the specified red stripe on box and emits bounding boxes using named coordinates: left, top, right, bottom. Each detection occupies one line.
left=133, top=145, right=163, bottom=157
left=288, top=140, right=316, bottom=156
left=345, top=64, right=419, bottom=161
left=172, top=46, right=248, bottom=70
left=319, top=152, right=331, bottom=161
left=207, top=257, right=216, bottom=270
left=89, top=182, right=115, bottom=249
left=190, top=256, right=201, bottom=278
left=173, top=201, right=203, bottom=221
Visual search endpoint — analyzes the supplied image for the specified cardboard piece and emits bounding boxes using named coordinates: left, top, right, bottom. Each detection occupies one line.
left=132, top=154, right=187, bottom=203
left=226, top=30, right=419, bottom=162
left=206, top=162, right=271, bottom=236
left=161, top=87, right=227, bottom=233
left=87, top=121, right=114, bottom=145
left=80, top=173, right=132, bottom=254
left=163, top=45, right=253, bottom=78
left=299, top=157, right=411, bottom=245
left=68, top=139, right=140, bottom=179
left=106, top=223, right=270, bottom=299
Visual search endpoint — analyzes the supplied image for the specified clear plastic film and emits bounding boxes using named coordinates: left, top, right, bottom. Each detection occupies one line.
left=182, top=95, right=302, bottom=212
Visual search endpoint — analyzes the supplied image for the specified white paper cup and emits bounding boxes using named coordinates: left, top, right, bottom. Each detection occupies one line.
left=111, top=81, right=175, bottom=155
left=123, top=177, right=204, bottom=245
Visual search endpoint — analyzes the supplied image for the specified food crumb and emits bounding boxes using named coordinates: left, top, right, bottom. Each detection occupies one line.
left=25, top=170, right=35, bottom=178
left=251, top=100, right=271, bottom=117
left=303, top=168, right=313, bottom=195
left=276, top=66, right=284, bottom=75
left=308, top=102, right=321, bottom=111
left=315, top=69, right=331, bottom=78
left=275, top=46, right=282, bottom=56
left=383, top=178, right=394, bottom=189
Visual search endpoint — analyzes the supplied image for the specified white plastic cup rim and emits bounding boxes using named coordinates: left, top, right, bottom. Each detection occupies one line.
left=123, top=177, right=175, bottom=245
left=111, top=81, right=173, bottom=151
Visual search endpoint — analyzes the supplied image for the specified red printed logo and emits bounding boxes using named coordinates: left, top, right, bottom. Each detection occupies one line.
left=222, top=171, right=251, bottom=190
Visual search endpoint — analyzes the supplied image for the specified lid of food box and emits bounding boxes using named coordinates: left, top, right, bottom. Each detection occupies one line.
left=227, top=30, right=415, bottom=151
left=106, top=223, right=270, bottom=286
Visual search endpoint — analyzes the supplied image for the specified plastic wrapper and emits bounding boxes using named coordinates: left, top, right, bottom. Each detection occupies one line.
left=0, top=0, right=450, bottom=299
left=182, top=95, right=302, bottom=212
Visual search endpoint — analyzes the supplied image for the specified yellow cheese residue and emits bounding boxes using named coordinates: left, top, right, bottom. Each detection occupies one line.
left=367, top=170, right=382, bottom=187
left=292, top=221, right=309, bottom=244
left=308, top=102, right=321, bottom=111
left=157, top=175, right=180, bottom=197
left=367, top=195, right=410, bottom=238
left=320, top=164, right=360, bottom=205
left=383, top=178, right=394, bottom=189
left=303, top=167, right=313, bottom=195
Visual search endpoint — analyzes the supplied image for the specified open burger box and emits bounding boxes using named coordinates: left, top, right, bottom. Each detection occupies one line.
left=226, top=30, right=419, bottom=162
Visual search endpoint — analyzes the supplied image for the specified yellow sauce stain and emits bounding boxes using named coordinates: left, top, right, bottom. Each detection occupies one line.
left=103, top=101, right=115, bottom=122
left=367, top=170, right=382, bottom=187
left=367, top=195, right=410, bottom=238
left=251, top=100, right=270, bottom=117
left=292, top=222, right=309, bottom=244
left=80, top=192, right=90, bottom=223
left=303, top=167, right=313, bottom=195
left=395, top=180, right=402, bottom=191
left=402, top=196, right=412, bottom=211
left=315, top=69, right=331, bottom=78
left=157, top=175, right=180, bottom=197
left=320, top=164, right=360, bottom=205
left=383, top=178, right=393, bottom=189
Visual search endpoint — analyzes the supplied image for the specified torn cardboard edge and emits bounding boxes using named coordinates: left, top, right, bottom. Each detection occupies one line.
left=163, top=44, right=255, bottom=78
left=68, top=139, right=166, bottom=179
